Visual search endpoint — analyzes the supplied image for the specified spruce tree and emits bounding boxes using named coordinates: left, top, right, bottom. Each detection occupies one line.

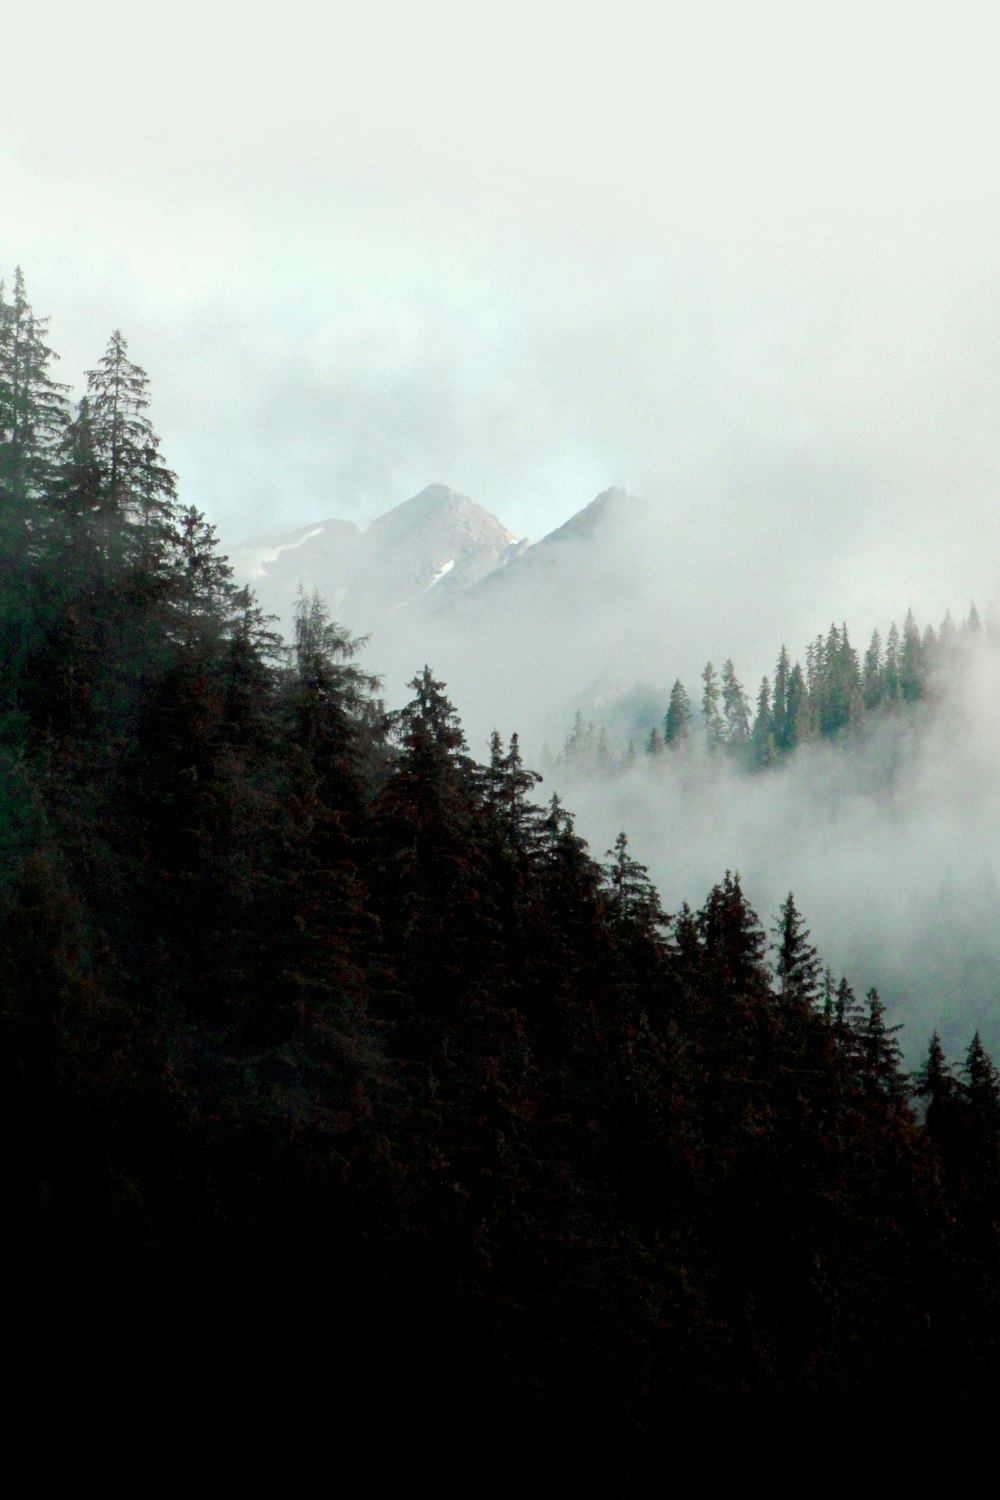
left=372, top=667, right=490, bottom=1049
left=772, top=893, right=821, bottom=1009
left=483, top=731, right=543, bottom=861
left=289, top=592, right=380, bottom=792
left=701, top=661, right=724, bottom=756
left=0, top=268, right=69, bottom=519
left=900, top=609, right=925, bottom=702
left=751, top=676, right=775, bottom=767
left=720, top=659, right=751, bottom=744
left=785, top=662, right=810, bottom=746
left=85, top=330, right=177, bottom=567
left=937, top=610, right=958, bottom=660
left=962, top=1031, right=1000, bottom=1165
left=172, top=506, right=241, bottom=638
left=696, top=871, right=769, bottom=1000
left=772, top=646, right=791, bottom=751
left=663, top=680, right=692, bottom=749
left=862, top=629, right=884, bottom=710
left=860, top=988, right=907, bottom=1101
left=884, top=623, right=901, bottom=703
left=604, top=831, right=665, bottom=940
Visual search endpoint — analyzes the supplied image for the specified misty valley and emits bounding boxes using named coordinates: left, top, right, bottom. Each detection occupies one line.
left=6, top=269, right=1000, bottom=1473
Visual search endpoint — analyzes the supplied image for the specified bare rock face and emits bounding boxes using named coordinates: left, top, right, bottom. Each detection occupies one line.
left=360, top=484, right=526, bottom=609
left=228, top=480, right=646, bottom=747
left=229, top=484, right=527, bottom=633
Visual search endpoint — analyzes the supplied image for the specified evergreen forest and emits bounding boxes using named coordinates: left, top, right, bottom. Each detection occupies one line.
left=5, top=271, right=1000, bottom=1479
left=558, top=609, right=988, bottom=775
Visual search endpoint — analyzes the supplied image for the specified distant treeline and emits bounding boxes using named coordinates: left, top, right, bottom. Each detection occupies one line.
left=558, top=607, right=987, bottom=776
left=6, top=269, right=1000, bottom=1473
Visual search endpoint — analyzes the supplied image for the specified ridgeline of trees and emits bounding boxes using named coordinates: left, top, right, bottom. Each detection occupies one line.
left=6, top=270, right=1000, bottom=1473
left=559, top=611, right=986, bottom=776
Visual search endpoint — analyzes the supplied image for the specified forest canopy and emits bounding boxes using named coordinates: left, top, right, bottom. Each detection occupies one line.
left=4, top=269, right=1000, bottom=1474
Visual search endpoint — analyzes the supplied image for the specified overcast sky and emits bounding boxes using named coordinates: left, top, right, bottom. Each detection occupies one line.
left=4, top=1, right=999, bottom=632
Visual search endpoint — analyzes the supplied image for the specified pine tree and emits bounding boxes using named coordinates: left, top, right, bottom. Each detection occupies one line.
left=663, top=680, right=692, bottom=749
left=817, top=623, right=860, bottom=738
left=937, top=610, right=958, bottom=661
left=604, top=831, right=666, bottom=939
left=561, top=710, right=600, bottom=772
left=701, top=661, right=724, bottom=756
left=483, top=730, right=544, bottom=861
left=222, top=586, right=284, bottom=746
left=862, top=629, right=884, bottom=710
left=85, top=330, right=177, bottom=567
left=963, top=1032, right=1000, bottom=1141
left=0, top=268, right=69, bottom=519
left=51, top=398, right=103, bottom=528
left=772, top=646, right=791, bottom=751
left=772, top=893, right=821, bottom=1009
left=785, top=662, right=811, bottom=746
left=957, top=1032, right=1000, bottom=1232
left=595, top=724, right=614, bottom=771
left=172, top=506, right=241, bottom=637
left=964, top=603, right=982, bottom=636
left=839, top=623, right=862, bottom=724
left=884, top=623, right=901, bottom=703
left=287, top=589, right=382, bottom=813
left=751, top=676, right=775, bottom=767
left=914, top=1031, right=954, bottom=1125
left=537, top=794, right=605, bottom=955
left=696, top=872, right=769, bottom=1000
left=372, top=667, right=490, bottom=1047
left=805, top=633, right=824, bottom=701
left=834, top=975, right=864, bottom=1031
left=720, top=659, right=751, bottom=744
left=899, top=609, right=924, bottom=703
left=829, top=976, right=866, bottom=1072
left=860, top=987, right=907, bottom=1101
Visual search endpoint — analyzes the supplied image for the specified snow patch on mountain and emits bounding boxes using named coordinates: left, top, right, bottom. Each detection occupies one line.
left=229, top=485, right=525, bottom=633
left=234, top=524, right=328, bottom=580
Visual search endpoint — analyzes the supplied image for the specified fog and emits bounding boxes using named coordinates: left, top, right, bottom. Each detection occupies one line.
left=538, top=635, right=1000, bottom=1065
left=333, top=493, right=1000, bottom=1067
left=6, top=4, right=1000, bottom=1057
left=6, top=5, right=1000, bottom=561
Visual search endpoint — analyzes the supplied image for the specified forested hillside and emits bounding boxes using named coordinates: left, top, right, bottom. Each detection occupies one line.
left=558, top=607, right=988, bottom=774
left=5, top=271, right=1000, bottom=1474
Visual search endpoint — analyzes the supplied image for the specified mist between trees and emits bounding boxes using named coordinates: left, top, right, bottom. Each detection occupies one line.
left=8, top=266, right=1000, bottom=1464
left=548, top=612, right=1000, bottom=1064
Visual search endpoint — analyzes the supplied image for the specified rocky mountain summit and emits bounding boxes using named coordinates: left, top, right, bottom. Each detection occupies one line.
left=230, top=483, right=526, bottom=633
left=228, top=481, right=649, bottom=745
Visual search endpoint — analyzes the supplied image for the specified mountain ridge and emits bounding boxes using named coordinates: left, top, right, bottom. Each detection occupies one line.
left=229, top=482, right=530, bottom=630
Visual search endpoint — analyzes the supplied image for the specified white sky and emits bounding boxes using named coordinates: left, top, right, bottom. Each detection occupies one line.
left=3, top=1, right=1000, bottom=632
left=7, top=1, right=1000, bottom=1046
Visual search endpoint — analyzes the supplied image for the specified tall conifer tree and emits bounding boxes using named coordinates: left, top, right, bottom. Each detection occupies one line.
left=85, top=330, right=177, bottom=566
left=663, top=680, right=692, bottom=748
left=720, top=659, right=751, bottom=744
left=701, top=662, right=724, bottom=756
left=0, top=268, right=69, bottom=521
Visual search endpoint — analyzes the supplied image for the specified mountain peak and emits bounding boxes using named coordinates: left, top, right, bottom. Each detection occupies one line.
left=540, top=486, right=631, bottom=545
left=369, top=484, right=518, bottom=546
left=229, top=484, right=524, bottom=631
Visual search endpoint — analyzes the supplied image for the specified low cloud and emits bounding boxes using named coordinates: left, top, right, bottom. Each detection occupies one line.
left=544, top=635, right=1000, bottom=1066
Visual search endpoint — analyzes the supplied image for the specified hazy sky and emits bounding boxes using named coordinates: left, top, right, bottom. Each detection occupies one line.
left=556, top=633, right=1000, bottom=1062
left=6, top=3, right=1000, bottom=1052
left=4, top=2, right=1000, bottom=621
